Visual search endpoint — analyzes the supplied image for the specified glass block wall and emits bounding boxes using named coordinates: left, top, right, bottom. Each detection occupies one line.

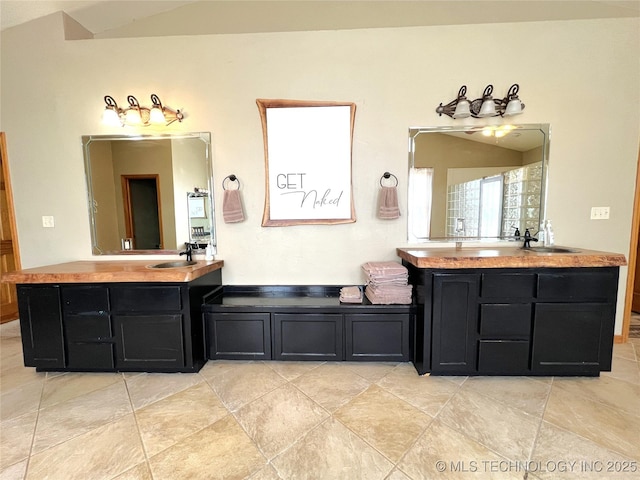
left=446, top=161, right=542, bottom=238
left=501, top=162, right=542, bottom=237
left=446, top=179, right=480, bottom=237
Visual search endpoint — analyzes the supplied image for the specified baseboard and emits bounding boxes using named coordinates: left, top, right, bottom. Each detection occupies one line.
left=614, top=335, right=625, bottom=344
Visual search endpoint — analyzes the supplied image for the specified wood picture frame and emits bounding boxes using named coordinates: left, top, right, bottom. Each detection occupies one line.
left=256, top=99, right=357, bottom=226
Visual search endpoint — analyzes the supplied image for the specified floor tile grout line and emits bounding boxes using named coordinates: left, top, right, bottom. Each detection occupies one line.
left=426, top=376, right=548, bottom=471
left=533, top=414, right=640, bottom=464
left=122, top=371, right=155, bottom=480
left=454, top=376, right=552, bottom=423
left=23, top=374, right=140, bottom=460
left=267, top=415, right=335, bottom=478
left=551, top=377, right=640, bottom=419
left=540, top=380, right=640, bottom=463
left=386, top=375, right=470, bottom=476
left=21, top=371, right=47, bottom=480
left=525, top=375, right=555, bottom=477
left=123, top=372, right=204, bottom=411
left=130, top=371, right=238, bottom=469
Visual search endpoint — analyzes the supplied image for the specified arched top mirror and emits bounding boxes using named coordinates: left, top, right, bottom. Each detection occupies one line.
left=408, top=124, right=549, bottom=242
left=82, top=132, right=215, bottom=255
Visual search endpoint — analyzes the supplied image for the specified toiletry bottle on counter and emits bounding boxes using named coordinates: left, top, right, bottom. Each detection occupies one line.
left=205, top=242, right=214, bottom=261
left=538, top=222, right=546, bottom=246
left=545, top=220, right=555, bottom=246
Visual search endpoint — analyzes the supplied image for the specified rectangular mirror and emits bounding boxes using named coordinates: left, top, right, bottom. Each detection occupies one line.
left=82, top=132, right=215, bottom=254
left=408, top=124, right=549, bottom=242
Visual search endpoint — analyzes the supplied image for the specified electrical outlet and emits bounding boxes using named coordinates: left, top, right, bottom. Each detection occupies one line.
left=42, top=215, right=55, bottom=228
left=590, top=207, right=610, bottom=220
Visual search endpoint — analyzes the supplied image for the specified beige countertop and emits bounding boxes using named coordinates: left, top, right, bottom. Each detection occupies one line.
left=1, top=260, right=224, bottom=284
left=397, top=246, right=627, bottom=269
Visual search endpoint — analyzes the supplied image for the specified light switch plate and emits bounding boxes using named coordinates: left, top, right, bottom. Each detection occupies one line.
left=590, top=207, right=610, bottom=220
left=42, top=215, right=55, bottom=228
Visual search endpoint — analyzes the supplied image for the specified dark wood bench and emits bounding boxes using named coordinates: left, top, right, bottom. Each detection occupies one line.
left=202, top=285, right=414, bottom=362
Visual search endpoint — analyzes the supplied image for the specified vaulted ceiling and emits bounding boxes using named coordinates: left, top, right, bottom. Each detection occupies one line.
left=1, top=0, right=638, bottom=39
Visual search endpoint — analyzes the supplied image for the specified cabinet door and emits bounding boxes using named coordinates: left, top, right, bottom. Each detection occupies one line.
left=113, top=315, right=185, bottom=369
left=345, top=313, right=410, bottom=361
left=531, top=303, right=611, bottom=375
left=17, top=286, right=65, bottom=369
left=431, top=274, right=479, bottom=374
left=206, top=313, right=271, bottom=360
left=273, top=313, right=343, bottom=361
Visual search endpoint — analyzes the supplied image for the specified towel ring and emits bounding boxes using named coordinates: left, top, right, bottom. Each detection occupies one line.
left=222, top=174, right=241, bottom=190
left=380, top=172, right=398, bottom=187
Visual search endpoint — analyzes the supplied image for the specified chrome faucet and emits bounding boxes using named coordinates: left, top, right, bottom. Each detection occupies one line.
left=522, top=228, right=538, bottom=249
left=180, top=242, right=193, bottom=262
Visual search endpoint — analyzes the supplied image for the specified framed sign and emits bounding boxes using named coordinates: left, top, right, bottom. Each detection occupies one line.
left=188, top=196, right=206, bottom=218
left=257, top=99, right=357, bottom=226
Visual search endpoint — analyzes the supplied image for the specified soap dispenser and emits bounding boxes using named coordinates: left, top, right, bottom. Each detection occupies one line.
left=538, top=222, right=546, bottom=246
left=545, top=220, right=555, bottom=246
left=205, top=242, right=215, bottom=261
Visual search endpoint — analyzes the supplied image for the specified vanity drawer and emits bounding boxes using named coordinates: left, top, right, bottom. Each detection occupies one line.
left=110, top=286, right=183, bottom=312
left=478, top=340, right=530, bottom=373
left=67, top=343, right=114, bottom=370
left=479, top=304, right=531, bottom=339
left=62, top=286, right=109, bottom=314
left=481, top=273, right=536, bottom=299
left=537, top=270, right=618, bottom=301
left=65, top=314, right=112, bottom=342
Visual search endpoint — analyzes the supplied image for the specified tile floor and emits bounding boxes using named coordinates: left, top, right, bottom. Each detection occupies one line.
left=1, top=319, right=639, bottom=480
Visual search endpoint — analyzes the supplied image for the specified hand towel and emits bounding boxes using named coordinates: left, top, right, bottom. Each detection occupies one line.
left=223, top=189, right=245, bottom=223
left=340, top=286, right=363, bottom=304
left=365, top=285, right=413, bottom=304
left=377, top=186, right=400, bottom=219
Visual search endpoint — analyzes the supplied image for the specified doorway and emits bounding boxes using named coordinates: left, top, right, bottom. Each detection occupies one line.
left=624, top=147, right=640, bottom=340
left=0, top=132, right=22, bottom=323
left=121, top=175, right=163, bottom=250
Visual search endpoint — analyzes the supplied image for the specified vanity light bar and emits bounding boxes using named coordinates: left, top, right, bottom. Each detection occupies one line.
left=436, top=84, right=524, bottom=119
left=102, top=94, right=185, bottom=127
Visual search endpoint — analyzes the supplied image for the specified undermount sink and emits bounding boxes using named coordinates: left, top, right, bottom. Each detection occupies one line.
left=149, top=260, right=197, bottom=269
left=523, top=247, right=580, bottom=254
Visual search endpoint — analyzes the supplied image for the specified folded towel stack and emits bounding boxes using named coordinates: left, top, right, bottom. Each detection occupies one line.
left=362, top=261, right=412, bottom=304
left=340, top=285, right=363, bottom=303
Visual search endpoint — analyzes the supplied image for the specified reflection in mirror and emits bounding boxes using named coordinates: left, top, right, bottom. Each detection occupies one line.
left=408, top=124, right=549, bottom=242
left=187, top=190, right=212, bottom=246
left=82, top=132, right=215, bottom=254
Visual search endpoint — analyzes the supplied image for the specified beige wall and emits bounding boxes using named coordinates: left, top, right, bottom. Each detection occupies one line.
left=1, top=14, right=639, bottom=333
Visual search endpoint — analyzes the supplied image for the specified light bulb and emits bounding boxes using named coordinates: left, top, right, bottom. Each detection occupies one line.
left=149, top=106, right=165, bottom=124
left=102, top=108, right=121, bottom=126
left=478, top=99, right=497, bottom=117
left=125, top=109, right=141, bottom=125
left=452, top=99, right=471, bottom=119
left=504, top=98, right=523, bottom=116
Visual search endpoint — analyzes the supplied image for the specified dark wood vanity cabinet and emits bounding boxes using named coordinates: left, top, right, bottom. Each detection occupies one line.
left=16, top=271, right=221, bottom=373
left=406, top=265, right=619, bottom=376
left=18, top=286, right=66, bottom=369
left=203, top=286, right=413, bottom=363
